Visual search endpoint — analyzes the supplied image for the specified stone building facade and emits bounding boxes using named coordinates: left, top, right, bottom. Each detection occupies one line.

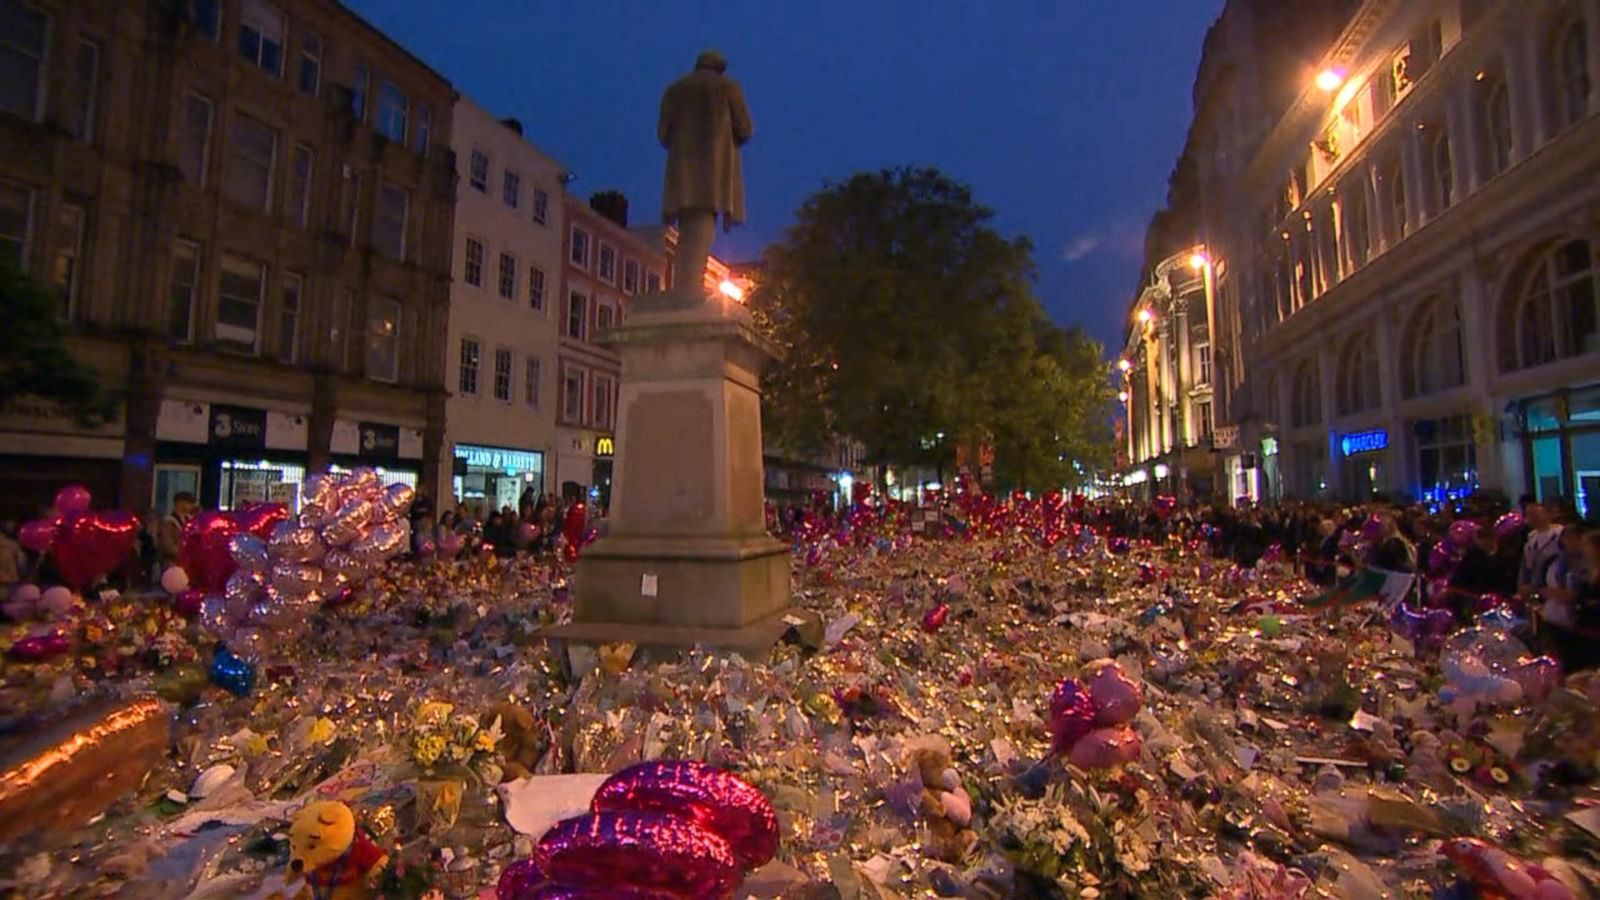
left=0, top=0, right=456, bottom=521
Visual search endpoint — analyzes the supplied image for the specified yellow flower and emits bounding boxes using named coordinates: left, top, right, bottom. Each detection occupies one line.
left=415, top=734, right=446, bottom=767
left=244, top=733, right=271, bottom=756
left=413, top=701, right=453, bottom=728
left=308, top=717, right=337, bottom=745
left=474, top=730, right=499, bottom=753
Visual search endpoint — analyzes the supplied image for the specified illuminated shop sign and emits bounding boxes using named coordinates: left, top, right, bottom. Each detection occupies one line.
left=595, top=436, right=615, bottom=458
left=1339, top=429, right=1388, bottom=456
left=454, top=444, right=541, bottom=473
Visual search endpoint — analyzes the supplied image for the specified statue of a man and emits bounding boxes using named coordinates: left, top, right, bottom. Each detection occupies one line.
left=658, top=50, right=753, bottom=295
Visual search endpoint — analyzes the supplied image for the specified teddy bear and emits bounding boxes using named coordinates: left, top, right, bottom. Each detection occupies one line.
left=909, top=745, right=977, bottom=862
left=482, top=702, right=542, bottom=781
left=283, top=800, right=388, bottom=900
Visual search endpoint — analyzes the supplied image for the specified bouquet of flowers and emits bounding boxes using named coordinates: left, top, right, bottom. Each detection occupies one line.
left=404, top=699, right=503, bottom=780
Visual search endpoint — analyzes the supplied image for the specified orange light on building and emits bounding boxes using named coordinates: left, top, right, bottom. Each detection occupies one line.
left=1315, top=68, right=1344, bottom=92
left=1187, top=252, right=1209, bottom=270
left=718, top=279, right=745, bottom=302
left=1117, top=358, right=1132, bottom=372
left=1137, top=308, right=1153, bottom=325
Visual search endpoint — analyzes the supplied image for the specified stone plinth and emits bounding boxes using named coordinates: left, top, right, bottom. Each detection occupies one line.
left=551, top=291, right=799, bottom=654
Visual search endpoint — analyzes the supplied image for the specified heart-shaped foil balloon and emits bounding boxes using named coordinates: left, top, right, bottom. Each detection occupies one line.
left=1048, top=677, right=1097, bottom=755
left=51, top=510, right=140, bottom=589
left=1083, top=658, right=1144, bottom=726
left=589, top=760, right=779, bottom=871
left=537, top=811, right=739, bottom=898
left=1068, top=725, right=1142, bottom=769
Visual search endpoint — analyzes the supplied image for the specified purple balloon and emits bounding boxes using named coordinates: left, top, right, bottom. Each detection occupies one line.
left=1448, top=519, right=1479, bottom=550
left=1428, top=543, right=1458, bottom=577
left=497, top=858, right=545, bottom=900
left=1494, top=510, right=1524, bottom=541
left=1048, top=678, right=1097, bottom=755
left=1390, top=600, right=1454, bottom=650
left=1361, top=514, right=1384, bottom=543
left=53, top=484, right=92, bottom=516
left=537, top=811, right=739, bottom=899
left=7, top=631, right=71, bottom=661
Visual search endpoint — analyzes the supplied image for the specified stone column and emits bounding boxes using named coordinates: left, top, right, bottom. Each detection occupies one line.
left=309, top=373, right=337, bottom=474
left=1365, top=161, right=1388, bottom=256
left=1508, top=25, right=1545, bottom=160
left=1451, top=83, right=1482, bottom=196
left=1318, top=344, right=1341, bottom=496
left=1401, top=124, right=1427, bottom=234
left=1373, top=309, right=1405, bottom=493
left=119, top=340, right=165, bottom=519
left=1458, top=263, right=1503, bottom=489
left=1175, top=303, right=1191, bottom=446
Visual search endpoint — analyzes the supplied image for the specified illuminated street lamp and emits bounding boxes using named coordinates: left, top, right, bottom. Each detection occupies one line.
left=1117, top=358, right=1132, bottom=372
left=1136, top=308, right=1153, bottom=325
left=1187, top=251, right=1209, bottom=270
left=718, top=279, right=745, bottom=302
left=1118, top=390, right=1129, bottom=403
left=1315, top=68, right=1344, bottom=92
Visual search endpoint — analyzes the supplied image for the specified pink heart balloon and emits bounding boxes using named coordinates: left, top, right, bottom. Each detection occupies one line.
left=53, top=484, right=92, bottom=516
left=589, top=760, right=779, bottom=871
left=18, top=518, right=58, bottom=553
left=537, top=811, right=738, bottom=899
left=1084, top=659, right=1144, bottom=726
left=51, top=511, right=139, bottom=590
left=1048, top=677, right=1097, bottom=755
left=1068, top=725, right=1142, bottom=769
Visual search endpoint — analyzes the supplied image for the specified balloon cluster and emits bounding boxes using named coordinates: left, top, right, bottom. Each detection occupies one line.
left=17, top=485, right=140, bottom=590
left=1048, top=659, right=1145, bottom=769
left=1389, top=600, right=1455, bottom=654
left=1438, top=629, right=1562, bottom=712
left=498, top=760, right=778, bottom=899
left=559, top=501, right=597, bottom=563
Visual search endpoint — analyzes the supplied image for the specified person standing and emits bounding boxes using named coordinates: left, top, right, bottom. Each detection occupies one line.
left=157, top=492, right=197, bottom=572
left=1518, top=503, right=1565, bottom=597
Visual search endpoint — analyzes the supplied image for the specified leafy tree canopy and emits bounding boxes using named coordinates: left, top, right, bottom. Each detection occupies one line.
left=0, top=259, right=119, bottom=427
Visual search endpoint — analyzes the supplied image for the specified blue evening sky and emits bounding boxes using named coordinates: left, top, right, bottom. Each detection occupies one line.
left=344, top=0, right=1224, bottom=354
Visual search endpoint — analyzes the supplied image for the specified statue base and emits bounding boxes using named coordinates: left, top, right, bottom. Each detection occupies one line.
left=548, top=289, right=800, bottom=656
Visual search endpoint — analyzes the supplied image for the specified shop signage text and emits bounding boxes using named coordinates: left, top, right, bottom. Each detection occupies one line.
left=595, top=435, right=615, bottom=458
left=209, top=405, right=266, bottom=449
left=454, top=444, right=540, bottom=473
left=1339, top=429, right=1388, bottom=457
left=359, top=422, right=400, bottom=459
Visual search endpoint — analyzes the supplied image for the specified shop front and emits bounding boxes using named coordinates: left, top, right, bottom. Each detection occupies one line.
left=330, top=419, right=423, bottom=492
left=1513, top=384, right=1600, bottom=521
left=153, top=400, right=312, bottom=514
left=452, top=443, right=545, bottom=517
left=1337, top=427, right=1389, bottom=502
left=592, top=434, right=615, bottom=509
left=1407, top=414, right=1480, bottom=505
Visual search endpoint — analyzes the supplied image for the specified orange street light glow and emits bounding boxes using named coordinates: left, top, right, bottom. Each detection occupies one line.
left=1188, top=252, right=1209, bottom=270
left=1316, top=69, right=1344, bottom=92
left=718, top=279, right=745, bottom=302
left=1117, top=358, right=1132, bottom=372
left=1137, top=308, right=1153, bottom=325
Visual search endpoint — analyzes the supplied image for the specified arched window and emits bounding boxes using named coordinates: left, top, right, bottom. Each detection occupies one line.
left=1551, top=18, right=1591, bottom=132
left=1429, top=126, right=1453, bottom=213
left=1477, top=66, right=1513, bottom=177
left=1378, top=151, right=1407, bottom=244
left=1341, top=183, right=1371, bottom=270
left=1290, top=360, right=1321, bottom=428
left=1401, top=297, right=1466, bottom=397
left=1336, top=337, right=1380, bottom=416
left=1498, top=238, right=1599, bottom=371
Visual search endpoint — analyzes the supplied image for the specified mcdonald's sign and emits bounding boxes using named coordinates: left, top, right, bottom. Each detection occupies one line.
left=595, top=435, right=615, bottom=458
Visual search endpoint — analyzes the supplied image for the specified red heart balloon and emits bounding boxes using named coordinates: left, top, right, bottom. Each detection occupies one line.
left=50, top=511, right=139, bottom=589
left=180, top=511, right=241, bottom=594
left=921, top=603, right=950, bottom=633
left=18, top=518, right=58, bottom=553
left=562, top=503, right=588, bottom=549
left=538, top=811, right=738, bottom=898
left=232, top=503, right=289, bottom=541
left=590, top=760, right=779, bottom=871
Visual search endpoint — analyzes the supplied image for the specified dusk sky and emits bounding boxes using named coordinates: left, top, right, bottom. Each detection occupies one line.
left=345, top=0, right=1224, bottom=355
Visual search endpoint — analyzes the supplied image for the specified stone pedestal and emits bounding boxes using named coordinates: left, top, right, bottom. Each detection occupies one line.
left=551, top=291, right=798, bottom=655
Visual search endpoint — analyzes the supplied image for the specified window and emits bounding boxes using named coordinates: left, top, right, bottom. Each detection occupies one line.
left=179, top=94, right=214, bottom=186
left=1395, top=22, right=1443, bottom=93
left=69, top=40, right=99, bottom=142
left=596, top=302, right=613, bottom=332
left=351, top=62, right=369, bottom=122
left=623, top=259, right=640, bottom=294
left=570, top=227, right=590, bottom=267
left=237, top=0, right=285, bottom=76
left=565, top=291, right=587, bottom=339
left=51, top=204, right=85, bottom=317
left=414, top=106, right=431, bottom=156
left=224, top=114, right=276, bottom=211
left=1499, top=238, right=1598, bottom=371
left=1341, top=185, right=1370, bottom=270
left=528, top=266, right=546, bottom=311
left=459, top=337, right=480, bottom=395
left=493, top=348, right=512, bottom=402
left=1428, top=127, right=1453, bottom=213
left=597, top=243, right=616, bottom=282
left=277, top=272, right=301, bottom=363
left=1401, top=297, right=1466, bottom=397
left=330, top=289, right=352, bottom=371
left=167, top=241, right=199, bottom=342
left=0, top=182, right=29, bottom=268
left=1290, top=360, right=1321, bottom=428
left=498, top=252, right=517, bottom=300
left=1478, top=69, right=1513, bottom=177
left=562, top=367, right=586, bottom=422
left=1313, top=205, right=1339, bottom=294
left=1370, top=71, right=1396, bottom=120
left=1379, top=152, right=1406, bottom=244
left=376, top=80, right=407, bottom=143
left=524, top=357, right=540, bottom=408
left=288, top=144, right=312, bottom=227
left=297, top=31, right=320, bottom=95
left=0, top=0, right=47, bottom=119
left=593, top=375, right=614, bottom=430
left=1551, top=20, right=1591, bottom=133
left=1336, top=337, right=1379, bottom=416
left=344, top=171, right=361, bottom=244
left=531, top=187, right=549, bottom=224
left=464, top=237, right=484, bottom=287
left=1196, top=400, right=1213, bottom=441
left=1195, top=343, right=1211, bottom=386
left=192, top=0, right=220, bottom=40
left=217, top=255, right=265, bottom=353
left=503, top=171, right=520, bottom=209
left=374, top=182, right=408, bottom=259
left=646, top=270, right=663, bottom=293
left=366, top=296, right=401, bottom=383
left=469, top=149, right=489, bottom=193
left=1415, top=415, right=1477, bottom=501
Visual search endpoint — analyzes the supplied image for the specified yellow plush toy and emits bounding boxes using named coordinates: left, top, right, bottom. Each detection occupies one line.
left=284, top=800, right=388, bottom=900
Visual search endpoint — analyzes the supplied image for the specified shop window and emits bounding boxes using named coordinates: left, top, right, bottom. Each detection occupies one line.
left=1401, top=296, right=1466, bottom=397
left=1414, top=415, right=1477, bottom=501
left=1290, top=360, right=1321, bottom=428
left=459, top=337, right=480, bottom=395
left=217, top=255, right=264, bottom=353
left=365, top=295, right=400, bottom=383
left=1336, top=337, right=1379, bottom=416
left=1550, top=17, right=1592, bottom=133
left=1498, top=238, right=1598, bottom=371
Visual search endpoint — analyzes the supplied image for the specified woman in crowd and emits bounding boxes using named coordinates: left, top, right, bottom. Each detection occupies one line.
left=1540, top=531, right=1600, bottom=672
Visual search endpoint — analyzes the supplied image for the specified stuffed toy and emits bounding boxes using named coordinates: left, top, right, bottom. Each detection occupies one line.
left=483, top=702, right=542, bottom=781
left=284, top=800, right=388, bottom=900
left=909, top=745, right=977, bottom=862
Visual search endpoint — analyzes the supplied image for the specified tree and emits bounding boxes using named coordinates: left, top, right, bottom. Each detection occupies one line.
left=753, top=167, right=1114, bottom=492
left=989, top=323, right=1115, bottom=492
left=0, top=259, right=118, bottom=427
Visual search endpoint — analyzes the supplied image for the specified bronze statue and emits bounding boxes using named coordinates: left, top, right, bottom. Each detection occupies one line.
left=658, top=50, right=753, bottom=295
